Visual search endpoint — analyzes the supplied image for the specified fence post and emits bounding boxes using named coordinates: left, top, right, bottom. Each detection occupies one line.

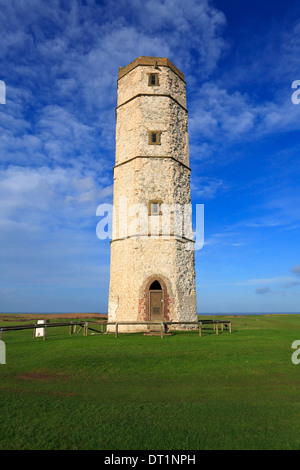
left=43, top=325, right=47, bottom=341
left=69, top=323, right=73, bottom=335
left=199, top=322, right=202, bottom=337
left=115, top=323, right=118, bottom=338
left=0, top=328, right=2, bottom=340
left=216, top=322, right=218, bottom=336
left=229, top=322, right=232, bottom=333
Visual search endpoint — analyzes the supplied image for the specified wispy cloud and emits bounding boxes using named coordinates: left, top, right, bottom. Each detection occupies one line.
left=282, top=281, right=300, bottom=288
left=191, top=175, right=228, bottom=199
left=190, top=81, right=300, bottom=150
left=230, top=276, right=300, bottom=287
left=256, top=286, right=271, bottom=295
left=0, top=165, right=112, bottom=229
left=291, top=265, right=300, bottom=276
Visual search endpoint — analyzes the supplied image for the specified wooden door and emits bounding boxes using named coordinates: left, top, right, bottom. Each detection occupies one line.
left=150, top=291, right=163, bottom=320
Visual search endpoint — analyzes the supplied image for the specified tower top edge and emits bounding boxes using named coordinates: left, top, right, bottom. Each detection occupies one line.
left=118, top=56, right=185, bottom=83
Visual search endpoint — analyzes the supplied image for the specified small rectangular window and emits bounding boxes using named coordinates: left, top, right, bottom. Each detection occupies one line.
left=148, top=73, right=159, bottom=86
left=149, top=200, right=162, bottom=216
left=148, top=131, right=162, bottom=145
left=151, top=203, right=159, bottom=215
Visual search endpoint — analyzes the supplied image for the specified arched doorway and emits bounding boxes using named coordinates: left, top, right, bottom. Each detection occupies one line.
left=149, top=280, right=163, bottom=321
left=138, top=275, right=172, bottom=323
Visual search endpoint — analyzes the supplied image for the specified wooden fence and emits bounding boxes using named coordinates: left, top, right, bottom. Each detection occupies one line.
left=0, top=321, right=86, bottom=341
left=0, top=319, right=231, bottom=340
left=102, top=320, right=232, bottom=338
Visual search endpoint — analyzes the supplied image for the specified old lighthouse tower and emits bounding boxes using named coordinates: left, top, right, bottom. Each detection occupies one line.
left=108, top=57, right=197, bottom=331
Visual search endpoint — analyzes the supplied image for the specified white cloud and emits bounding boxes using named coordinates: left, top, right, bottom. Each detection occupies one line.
left=203, top=230, right=248, bottom=248
left=189, top=81, right=300, bottom=148
left=282, top=281, right=300, bottom=288
left=191, top=175, right=228, bottom=199
left=231, top=276, right=299, bottom=287
left=0, top=165, right=112, bottom=229
left=0, top=164, right=112, bottom=293
left=291, top=265, right=300, bottom=276
left=189, top=83, right=256, bottom=140
left=256, top=286, right=271, bottom=295
left=0, top=0, right=230, bottom=174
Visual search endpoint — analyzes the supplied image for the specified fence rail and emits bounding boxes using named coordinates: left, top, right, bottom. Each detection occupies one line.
left=0, top=319, right=231, bottom=340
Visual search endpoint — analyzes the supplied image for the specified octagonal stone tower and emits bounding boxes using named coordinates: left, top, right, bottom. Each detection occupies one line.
left=108, top=57, right=197, bottom=332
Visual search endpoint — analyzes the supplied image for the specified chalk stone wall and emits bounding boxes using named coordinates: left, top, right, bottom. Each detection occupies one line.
left=108, top=57, right=197, bottom=332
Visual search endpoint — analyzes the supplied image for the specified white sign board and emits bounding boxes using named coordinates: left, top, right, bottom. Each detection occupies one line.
left=35, top=320, right=46, bottom=337
left=0, top=340, right=6, bottom=364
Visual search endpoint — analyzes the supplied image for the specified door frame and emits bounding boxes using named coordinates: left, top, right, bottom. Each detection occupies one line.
left=149, top=289, right=164, bottom=321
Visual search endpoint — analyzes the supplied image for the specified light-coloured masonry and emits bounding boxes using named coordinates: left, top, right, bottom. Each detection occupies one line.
left=108, top=57, right=197, bottom=332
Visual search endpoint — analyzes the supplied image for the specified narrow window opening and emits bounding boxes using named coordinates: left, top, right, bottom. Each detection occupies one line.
left=151, top=203, right=159, bottom=215
left=148, top=131, right=162, bottom=145
left=148, top=200, right=162, bottom=215
left=148, top=73, right=159, bottom=86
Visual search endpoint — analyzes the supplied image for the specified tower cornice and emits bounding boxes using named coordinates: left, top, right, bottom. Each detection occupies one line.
left=118, top=56, right=186, bottom=83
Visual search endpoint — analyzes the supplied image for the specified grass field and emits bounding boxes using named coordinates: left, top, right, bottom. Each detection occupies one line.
left=0, top=314, right=300, bottom=450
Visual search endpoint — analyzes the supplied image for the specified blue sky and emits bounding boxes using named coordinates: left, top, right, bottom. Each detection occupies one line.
left=0, top=0, right=299, bottom=313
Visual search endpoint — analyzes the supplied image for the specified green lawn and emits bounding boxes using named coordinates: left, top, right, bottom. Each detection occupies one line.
left=0, top=315, right=300, bottom=450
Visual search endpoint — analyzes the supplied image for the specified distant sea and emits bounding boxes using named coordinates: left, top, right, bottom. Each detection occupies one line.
left=1, top=312, right=299, bottom=316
